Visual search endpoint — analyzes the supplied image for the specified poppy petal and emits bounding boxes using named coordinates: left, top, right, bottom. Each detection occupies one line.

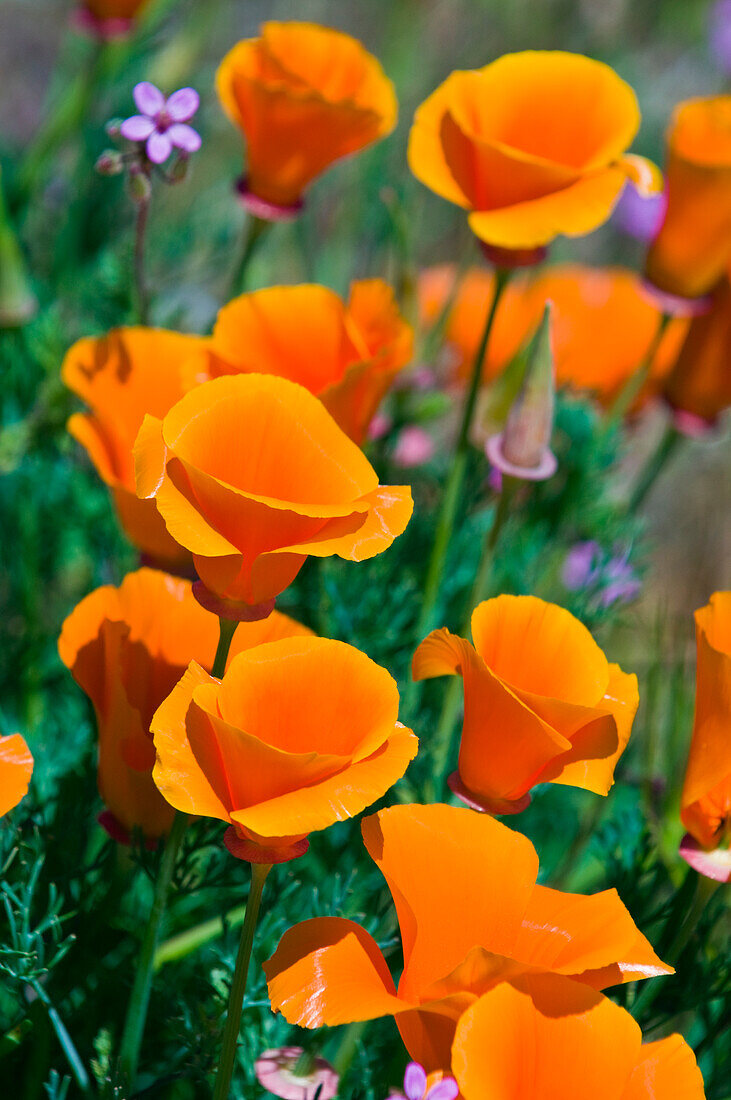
left=619, top=153, right=663, bottom=195
left=452, top=974, right=642, bottom=1100
left=621, top=1035, right=706, bottom=1100
left=0, top=734, right=34, bottom=817
left=469, top=596, right=610, bottom=707
left=412, top=629, right=570, bottom=805
left=230, top=723, right=417, bottom=838
left=513, top=884, right=672, bottom=986
left=468, top=167, right=626, bottom=249
left=265, top=917, right=404, bottom=1027
left=151, top=662, right=231, bottom=821
left=361, top=805, right=539, bottom=999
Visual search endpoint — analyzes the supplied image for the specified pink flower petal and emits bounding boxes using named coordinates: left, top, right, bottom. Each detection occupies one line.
left=168, top=123, right=201, bottom=153
left=166, top=87, right=199, bottom=122
left=425, top=1081, right=458, bottom=1100
left=120, top=115, right=155, bottom=142
left=679, top=833, right=731, bottom=883
left=404, top=1064, right=427, bottom=1100
left=133, top=81, right=165, bottom=117
left=146, top=130, right=173, bottom=164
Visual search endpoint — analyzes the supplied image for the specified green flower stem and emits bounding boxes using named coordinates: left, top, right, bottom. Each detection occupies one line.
left=426, top=477, right=516, bottom=797
left=31, top=982, right=90, bottom=1093
left=627, top=421, right=683, bottom=514
left=118, top=811, right=188, bottom=1088
left=630, top=871, right=722, bottom=1024
left=604, top=311, right=671, bottom=431
left=405, top=267, right=511, bottom=719
left=212, top=617, right=239, bottom=679
left=212, top=862, right=272, bottom=1100
left=133, top=189, right=152, bottom=325
left=229, top=215, right=271, bottom=299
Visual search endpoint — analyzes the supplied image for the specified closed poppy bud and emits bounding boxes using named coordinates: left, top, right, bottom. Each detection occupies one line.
left=486, top=305, right=558, bottom=481
left=413, top=595, right=638, bottom=814
left=663, top=274, right=731, bottom=428
left=408, top=51, right=660, bottom=257
left=216, top=21, right=397, bottom=215
left=452, top=974, right=706, bottom=1100
left=188, top=280, right=413, bottom=445
left=419, top=264, right=686, bottom=409
left=645, top=96, right=731, bottom=301
left=58, top=568, right=312, bottom=843
left=0, top=734, right=33, bottom=818
left=151, top=636, right=418, bottom=863
left=134, top=374, right=413, bottom=618
left=62, top=327, right=204, bottom=566
left=264, top=804, right=670, bottom=1072
left=680, top=592, right=731, bottom=882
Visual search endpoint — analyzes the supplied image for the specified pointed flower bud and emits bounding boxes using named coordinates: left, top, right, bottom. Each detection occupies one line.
left=486, top=303, right=557, bottom=481
left=95, top=149, right=125, bottom=176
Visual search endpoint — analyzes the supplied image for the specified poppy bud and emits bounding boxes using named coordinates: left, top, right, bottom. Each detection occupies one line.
left=486, top=304, right=557, bottom=480
left=95, top=149, right=125, bottom=176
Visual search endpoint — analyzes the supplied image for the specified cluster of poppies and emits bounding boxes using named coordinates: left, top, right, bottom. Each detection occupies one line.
left=3, top=9, right=730, bottom=1099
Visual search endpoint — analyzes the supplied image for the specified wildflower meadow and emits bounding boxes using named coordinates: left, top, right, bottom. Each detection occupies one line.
left=0, top=2, right=729, bottom=1099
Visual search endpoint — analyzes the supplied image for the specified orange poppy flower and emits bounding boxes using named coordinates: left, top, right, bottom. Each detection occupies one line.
left=0, top=734, right=34, bottom=818
left=151, top=636, right=417, bottom=863
left=412, top=595, right=638, bottom=814
left=134, top=374, right=413, bottom=616
left=216, top=22, right=397, bottom=211
left=419, top=264, right=686, bottom=405
left=62, top=327, right=203, bottom=565
left=187, top=280, right=413, bottom=444
left=408, top=51, right=660, bottom=252
left=680, top=591, right=731, bottom=882
left=663, top=274, right=731, bottom=427
left=645, top=96, right=731, bottom=301
left=58, top=567, right=311, bottom=842
left=452, top=973, right=705, bottom=1100
left=264, top=804, right=670, bottom=1072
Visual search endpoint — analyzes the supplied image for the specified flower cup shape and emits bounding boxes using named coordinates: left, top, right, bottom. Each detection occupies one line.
left=216, top=21, right=397, bottom=209
left=408, top=51, right=660, bottom=251
left=452, top=972, right=706, bottom=1100
left=150, top=636, right=418, bottom=863
left=663, top=272, right=731, bottom=427
left=264, top=804, right=671, bottom=1072
left=62, top=327, right=204, bottom=565
left=121, top=83, right=201, bottom=165
left=412, top=595, right=638, bottom=814
left=679, top=592, right=731, bottom=882
left=134, top=374, right=413, bottom=614
left=419, top=264, right=686, bottom=407
left=187, top=280, right=413, bottom=444
left=0, top=734, right=33, bottom=818
left=58, top=568, right=312, bottom=843
left=645, top=96, right=731, bottom=301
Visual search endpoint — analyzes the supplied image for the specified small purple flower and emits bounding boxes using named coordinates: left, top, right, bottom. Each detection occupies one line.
left=121, top=82, right=201, bottom=165
left=613, top=182, right=666, bottom=243
left=710, top=0, right=731, bottom=73
left=563, top=541, right=602, bottom=591
left=403, top=1063, right=458, bottom=1100
left=392, top=425, right=435, bottom=468
left=563, top=542, right=641, bottom=609
left=598, top=557, right=641, bottom=608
